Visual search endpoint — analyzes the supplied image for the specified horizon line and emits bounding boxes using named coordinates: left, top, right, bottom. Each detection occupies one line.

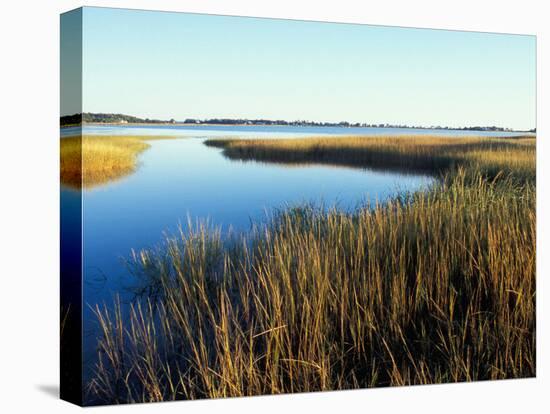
left=60, top=112, right=536, bottom=132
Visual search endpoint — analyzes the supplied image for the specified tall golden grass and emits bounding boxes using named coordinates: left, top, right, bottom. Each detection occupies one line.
left=60, top=135, right=175, bottom=189
left=88, top=135, right=535, bottom=404
left=205, top=135, right=535, bottom=179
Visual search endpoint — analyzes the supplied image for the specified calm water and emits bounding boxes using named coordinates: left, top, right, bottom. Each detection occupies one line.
left=61, top=123, right=532, bottom=138
left=61, top=124, right=527, bottom=378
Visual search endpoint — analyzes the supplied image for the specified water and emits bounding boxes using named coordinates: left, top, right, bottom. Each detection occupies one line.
left=61, top=124, right=523, bottom=381
left=61, top=123, right=533, bottom=138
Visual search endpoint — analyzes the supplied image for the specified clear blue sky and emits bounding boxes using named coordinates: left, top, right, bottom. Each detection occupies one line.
left=75, top=7, right=535, bottom=130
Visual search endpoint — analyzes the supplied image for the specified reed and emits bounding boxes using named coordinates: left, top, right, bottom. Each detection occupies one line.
left=205, top=135, right=535, bottom=180
left=60, top=135, right=176, bottom=189
left=88, top=135, right=535, bottom=404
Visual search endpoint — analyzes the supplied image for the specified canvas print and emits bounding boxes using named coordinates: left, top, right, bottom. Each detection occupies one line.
left=60, top=7, right=536, bottom=406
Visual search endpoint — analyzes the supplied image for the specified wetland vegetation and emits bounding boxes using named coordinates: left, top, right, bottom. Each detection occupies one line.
left=87, top=135, right=535, bottom=403
left=60, top=135, right=177, bottom=188
left=205, top=135, right=535, bottom=179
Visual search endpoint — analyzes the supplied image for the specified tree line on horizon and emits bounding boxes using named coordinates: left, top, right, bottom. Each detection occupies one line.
left=59, top=112, right=535, bottom=133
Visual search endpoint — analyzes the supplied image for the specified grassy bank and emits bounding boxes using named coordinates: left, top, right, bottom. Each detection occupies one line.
left=60, top=135, right=175, bottom=189
left=89, top=136, right=535, bottom=404
left=205, top=135, right=535, bottom=180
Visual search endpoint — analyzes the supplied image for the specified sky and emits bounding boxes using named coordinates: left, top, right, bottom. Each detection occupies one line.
left=64, top=7, right=536, bottom=130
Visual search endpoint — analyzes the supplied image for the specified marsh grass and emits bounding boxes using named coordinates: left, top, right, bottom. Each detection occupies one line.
left=205, top=135, right=535, bottom=180
left=60, top=135, right=176, bottom=189
left=88, top=135, right=535, bottom=404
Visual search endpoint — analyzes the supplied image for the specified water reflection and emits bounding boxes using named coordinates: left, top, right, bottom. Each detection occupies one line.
left=63, top=126, right=436, bottom=382
left=60, top=135, right=173, bottom=189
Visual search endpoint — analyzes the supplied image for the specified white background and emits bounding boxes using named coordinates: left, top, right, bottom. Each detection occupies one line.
left=0, top=0, right=548, bottom=412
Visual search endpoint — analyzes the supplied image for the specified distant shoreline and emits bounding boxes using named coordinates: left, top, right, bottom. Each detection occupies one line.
left=59, top=113, right=535, bottom=132
left=59, top=122, right=535, bottom=134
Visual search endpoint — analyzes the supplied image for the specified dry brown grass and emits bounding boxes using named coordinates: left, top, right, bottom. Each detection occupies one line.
left=87, top=135, right=536, bottom=404
left=60, top=135, right=177, bottom=189
left=205, top=135, right=535, bottom=179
